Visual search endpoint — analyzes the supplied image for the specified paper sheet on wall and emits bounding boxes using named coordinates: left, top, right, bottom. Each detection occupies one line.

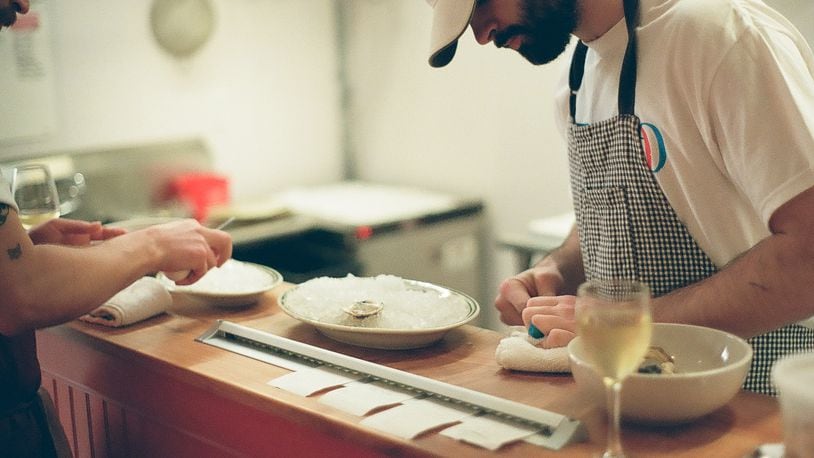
left=0, top=0, right=57, bottom=144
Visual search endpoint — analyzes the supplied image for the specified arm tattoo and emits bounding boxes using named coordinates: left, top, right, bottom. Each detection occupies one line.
left=1, top=204, right=21, bottom=259
left=7, top=243, right=21, bottom=260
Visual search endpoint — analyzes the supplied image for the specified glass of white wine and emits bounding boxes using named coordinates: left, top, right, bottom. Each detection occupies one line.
left=11, top=164, right=61, bottom=230
left=576, top=279, right=652, bottom=458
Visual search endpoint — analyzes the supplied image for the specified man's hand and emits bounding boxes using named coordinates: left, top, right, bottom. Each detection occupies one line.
left=494, top=225, right=584, bottom=347
left=494, top=267, right=565, bottom=325
left=521, top=295, right=577, bottom=348
left=28, top=219, right=126, bottom=246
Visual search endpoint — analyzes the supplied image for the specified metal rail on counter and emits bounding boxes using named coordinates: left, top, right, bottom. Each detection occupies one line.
left=196, top=320, right=586, bottom=451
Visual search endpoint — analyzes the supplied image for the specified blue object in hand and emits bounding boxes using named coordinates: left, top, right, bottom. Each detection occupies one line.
left=528, top=323, right=544, bottom=339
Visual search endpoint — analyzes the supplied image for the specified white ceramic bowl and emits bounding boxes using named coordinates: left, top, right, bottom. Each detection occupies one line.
left=157, top=259, right=283, bottom=307
left=568, top=323, right=753, bottom=424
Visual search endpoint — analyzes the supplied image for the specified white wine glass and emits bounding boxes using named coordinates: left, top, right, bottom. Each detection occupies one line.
left=11, top=164, right=61, bottom=230
left=575, top=279, right=652, bottom=458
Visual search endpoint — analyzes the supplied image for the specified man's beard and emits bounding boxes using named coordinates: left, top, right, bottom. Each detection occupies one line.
left=495, top=0, right=579, bottom=65
left=0, top=6, right=20, bottom=28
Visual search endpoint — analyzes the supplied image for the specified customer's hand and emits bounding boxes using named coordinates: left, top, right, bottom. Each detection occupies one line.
left=141, top=218, right=233, bottom=285
left=28, top=219, right=126, bottom=246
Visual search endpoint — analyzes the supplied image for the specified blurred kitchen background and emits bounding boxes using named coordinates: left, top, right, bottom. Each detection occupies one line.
left=1, top=0, right=811, bottom=331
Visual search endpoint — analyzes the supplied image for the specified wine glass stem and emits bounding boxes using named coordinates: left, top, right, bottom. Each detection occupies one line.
left=604, top=379, right=625, bottom=458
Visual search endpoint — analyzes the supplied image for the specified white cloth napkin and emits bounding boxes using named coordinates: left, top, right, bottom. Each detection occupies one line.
left=495, top=327, right=571, bottom=373
left=80, top=277, right=172, bottom=327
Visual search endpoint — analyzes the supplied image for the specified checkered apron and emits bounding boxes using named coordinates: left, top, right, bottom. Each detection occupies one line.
left=566, top=0, right=814, bottom=395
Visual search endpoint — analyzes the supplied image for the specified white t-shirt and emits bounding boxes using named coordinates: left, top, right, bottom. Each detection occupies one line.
left=556, top=0, right=814, bottom=267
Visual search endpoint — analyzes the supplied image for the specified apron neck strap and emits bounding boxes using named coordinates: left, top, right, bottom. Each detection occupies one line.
left=569, top=0, right=640, bottom=121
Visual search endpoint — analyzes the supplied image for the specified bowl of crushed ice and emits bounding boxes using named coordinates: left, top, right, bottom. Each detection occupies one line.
left=278, top=274, right=480, bottom=349
left=158, top=259, right=283, bottom=307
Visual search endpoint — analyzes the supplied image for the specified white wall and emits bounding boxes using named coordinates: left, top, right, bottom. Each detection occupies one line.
left=0, top=0, right=344, bottom=200
left=342, top=1, right=574, bottom=330
left=767, top=0, right=814, bottom=45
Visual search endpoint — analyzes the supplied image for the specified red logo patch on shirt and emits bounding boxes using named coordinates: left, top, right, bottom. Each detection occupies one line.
left=640, top=123, right=667, bottom=173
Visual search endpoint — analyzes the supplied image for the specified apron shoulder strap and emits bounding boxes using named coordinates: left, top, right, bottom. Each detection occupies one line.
left=619, top=0, right=639, bottom=116
left=568, top=42, right=589, bottom=122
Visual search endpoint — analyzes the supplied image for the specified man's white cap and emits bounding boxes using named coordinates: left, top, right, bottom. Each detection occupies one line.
left=426, top=0, right=477, bottom=67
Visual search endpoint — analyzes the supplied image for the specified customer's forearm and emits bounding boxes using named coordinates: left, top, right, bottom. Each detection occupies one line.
left=1, top=238, right=156, bottom=334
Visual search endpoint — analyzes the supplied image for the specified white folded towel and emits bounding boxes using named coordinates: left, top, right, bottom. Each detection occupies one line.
left=80, top=277, right=172, bottom=327
left=495, top=327, right=571, bottom=373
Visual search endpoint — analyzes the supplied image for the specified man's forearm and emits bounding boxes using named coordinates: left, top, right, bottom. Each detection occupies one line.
left=535, top=225, right=585, bottom=295
left=653, top=230, right=814, bottom=338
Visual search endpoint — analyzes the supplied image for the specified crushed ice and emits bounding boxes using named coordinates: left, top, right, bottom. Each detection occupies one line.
left=172, top=259, right=276, bottom=294
left=284, top=274, right=473, bottom=329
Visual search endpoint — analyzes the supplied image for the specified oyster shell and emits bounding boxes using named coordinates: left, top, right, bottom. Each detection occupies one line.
left=342, top=299, right=384, bottom=318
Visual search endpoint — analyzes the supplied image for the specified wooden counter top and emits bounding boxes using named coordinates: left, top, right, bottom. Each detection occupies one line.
left=37, top=284, right=782, bottom=457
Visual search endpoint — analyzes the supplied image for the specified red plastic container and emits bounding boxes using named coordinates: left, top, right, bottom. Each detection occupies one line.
left=169, top=173, right=229, bottom=222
